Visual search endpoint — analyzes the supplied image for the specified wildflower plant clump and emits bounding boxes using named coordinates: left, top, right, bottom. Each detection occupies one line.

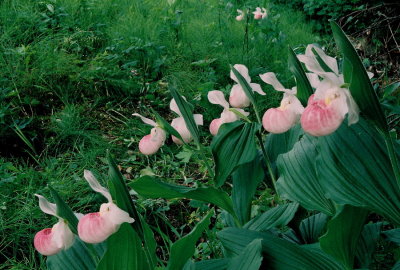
left=29, top=12, right=400, bottom=270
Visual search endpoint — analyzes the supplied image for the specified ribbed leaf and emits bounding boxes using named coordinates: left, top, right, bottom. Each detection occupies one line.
left=317, top=119, right=400, bottom=225
left=356, top=222, right=383, bottom=268
left=211, top=121, right=260, bottom=187
left=169, top=85, right=200, bottom=144
left=49, top=186, right=79, bottom=235
left=129, top=176, right=235, bottom=217
left=227, top=239, right=263, bottom=270
left=288, top=47, right=313, bottom=106
left=167, top=210, right=214, bottom=270
left=232, top=157, right=264, bottom=225
left=218, top=228, right=344, bottom=270
left=97, top=223, right=146, bottom=270
left=319, top=205, right=368, bottom=269
left=195, top=259, right=229, bottom=270
left=244, top=203, right=298, bottom=231
left=276, top=135, right=336, bottom=216
left=383, top=228, right=400, bottom=245
left=330, top=21, right=387, bottom=131
left=299, top=213, right=329, bottom=244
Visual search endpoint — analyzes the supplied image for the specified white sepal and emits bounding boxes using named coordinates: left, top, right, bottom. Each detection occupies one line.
left=84, top=170, right=112, bottom=202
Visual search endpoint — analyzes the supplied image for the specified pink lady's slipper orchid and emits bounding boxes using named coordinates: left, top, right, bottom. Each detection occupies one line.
left=297, top=44, right=361, bottom=136
left=170, top=98, right=203, bottom=144
left=259, top=72, right=304, bottom=133
left=132, top=113, right=166, bottom=155
left=252, top=7, right=267, bottom=20
left=208, top=90, right=249, bottom=136
left=236, top=9, right=244, bottom=21
left=229, top=64, right=265, bottom=108
left=78, top=170, right=134, bottom=244
left=34, top=195, right=75, bottom=256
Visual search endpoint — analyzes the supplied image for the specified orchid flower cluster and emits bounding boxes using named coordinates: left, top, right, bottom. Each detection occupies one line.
left=236, top=7, right=267, bottom=21
left=34, top=171, right=134, bottom=256
left=133, top=98, right=203, bottom=155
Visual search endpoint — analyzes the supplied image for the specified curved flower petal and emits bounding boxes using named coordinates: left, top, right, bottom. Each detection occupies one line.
left=51, top=220, right=74, bottom=250
left=259, top=72, right=286, bottom=92
left=261, top=8, right=267, bottom=18
left=236, top=9, right=244, bottom=21
left=230, top=64, right=251, bottom=83
left=220, top=109, right=238, bottom=123
left=34, top=228, right=62, bottom=256
left=262, top=108, right=298, bottom=134
left=100, top=202, right=135, bottom=226
left=132, top=113, right=156, bottom=127
left=252, top=7, right=263, bottom=19
left=208, top=90, right=230, bottom=109
left=229, top=84, right=250, bottom=108
left=35, top=194, right=57, bottom=217
left=170, top=98, right=181, bottom=116
left=171, top=117, right=192, bottom=144
left=83, top=170, right=112, bottom=202
left=77, top=212, right=116, bottom=244
left=210, top=118, right=223, bottom=136
left=306, top=73, right=321, bottom=89
left=250, top=83, right=265, bottom=95
left=138, top=127, right=166, bottom=155
left=193, top=114, right=204, bottom=126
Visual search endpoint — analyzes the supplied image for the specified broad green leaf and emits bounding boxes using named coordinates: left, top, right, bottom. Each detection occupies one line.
left=393, top=261, right=400, bottom=270
left=244, top=203, right=298, bottom=231
left=211, top=121, right=260, bottom=187
left=288, top=47, right=313, bottom=106
left=356, top=222, right=383, bottom=268
left=299, top=213, right=329, bottom=244
left=218, top=228, right=344, bottom=269
left=107, top=155, right=142, bottom=236
left=383, top=82, right=400, bottom=99
left=129, top=176, right=236, bottom=217
left=169, top=85, right=200, bottom=145
left=49, top=186, right=79, bottom=234
left=167, top=210, right=214, bottom=270
left=276, top=135, right=336, bottom=216
left=265, top=123, right=303, bottom=164
left=383, top=228, right=400, bottom=245
left=320, top=205, right=368, bottom=269
left=330, top=21, right=387, bottom=131
left=140, top=214, right=157, bottom=269
left=317, top=119, right=400, bottom=225
left=232, top=157, right=264, bottom=225
left=97, top=223, right=146, bottom=270
left=195, top=259, right=229, bottom=270
left=47, top=239, right=99, bottom=270
left=230, top=65, right=255, bottom=105
left=311, top=47, right=335, bottom=73
left=227, top=239, right=263, bottom=270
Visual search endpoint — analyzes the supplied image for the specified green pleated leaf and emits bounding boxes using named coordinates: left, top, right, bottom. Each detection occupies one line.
left=227, top=239, right=263, bottom=270
left=317, top=119, right=400, bottom=225
left=129, top=176, right=236, bottom=218
left=169, top=85, right=200, bottom=145
left=276, top=135, right=336, bottom=216
left=97, top=223, right=146, bottom=270
left=167, top=209, right=214, bottom=270
left=299, top=213, right=329, bottom=244
left=330, top=21, right=387, bottom=131
left=49, top=186, right=79, bottom=235
left=218, top=228, right=344, bottom=270
left=288, top=47, right=313, bottom=106
left=230, top=65, right=256, bottom=105
left=356, top=222, right=383, bottom=268
left=320, top=205, right=368, bottom=269
left=47, top=239, right=101, bottom=270
left=244, top=203, right=298, bottom=231
left=383, top=228, right=400, bottom=245
left=393, top=261, right=400, bottom=270
left=232, top=157, right=264, bottom=225
left=195, top=259, right=229, bottom=270
left=140, top=214, right=157, bottom=269
left=211, top=121, right=260, bottom=187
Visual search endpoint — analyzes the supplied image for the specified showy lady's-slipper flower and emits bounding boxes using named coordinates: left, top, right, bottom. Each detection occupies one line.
left=132, top=113, right=166, bottom=155
left=252, top=7, right=267, bottom=20
left=208, top=90, right=249, bottom=136
left=229, top=64, right=265, bottom=108
left=34, top=195, right=75, bottom=256
left=259, top=72, right=304, bottom=133
left=78, top=171, right=134, bottom=243
left=170, top=98, right=203, bottom=144
left=297, top=44, right=363, bottom=136
left=236, top=9, right=244, bottom=21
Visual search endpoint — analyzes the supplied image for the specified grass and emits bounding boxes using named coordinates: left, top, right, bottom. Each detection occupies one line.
left=0, top=0, right=320, bottom=268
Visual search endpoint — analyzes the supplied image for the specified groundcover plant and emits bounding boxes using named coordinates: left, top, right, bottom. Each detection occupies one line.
left=28, top=20, right=400, bottom=270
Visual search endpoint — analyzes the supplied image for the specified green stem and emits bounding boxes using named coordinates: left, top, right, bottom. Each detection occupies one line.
left=384, top=132, right=400, bottom=189
left=256, top=132, right=277, bottom=194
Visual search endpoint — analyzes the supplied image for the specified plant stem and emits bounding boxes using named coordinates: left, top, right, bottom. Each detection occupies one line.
left=256, top=132, right=277, bottom=194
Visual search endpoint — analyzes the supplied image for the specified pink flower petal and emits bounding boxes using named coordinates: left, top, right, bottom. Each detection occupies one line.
left=300, top=98, right=343, bottom=136
left=139, top=134, right=163, bottom=155
left=262, top=108, right=297, bottom=134
left=34, top=228, right=62, bottom=256
left=210, top=118, right=222, bottom=136
left=171, top=117, right=192, bottom=144
left=229, top=84, right=250, bottom=108
left=78, top=212, right=117, bottom=244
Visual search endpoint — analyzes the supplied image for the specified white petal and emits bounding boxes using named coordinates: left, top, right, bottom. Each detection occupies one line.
left=367, top=72, right=374, bottom=79
left=193, top=114, right=203, bottom=126
left=170, top=98, right=181, bottom=116
left=75, top=213, right=84, bottom=220
left=311, top=45, right=339, bottom=74
left=171, top=117, right=192, bottom=144
left=132, top=113, right=156, bottom=127
left=235, top=108, right=250, bottom=117
left=306, top=73, right=321, bottom=89
left=208, top=90, right=229, bottom=109
left=52, top=220, right=75, bottom=249
left=220, top=109, right=239, bottom=123
left=229, top=84, right=250, bottom=108
left=259, top=72, right=286, bottom=92
left=100, top=202, right=135, bottom=226
left=250, top=83, right=265, bottom=95
left=84, top=170, right=112, bottom=202
left=35, top=194, right=57, bottom=217
left=342, top=89, right=360, bottom=125
left=230, top=64, right=251, bottom=83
